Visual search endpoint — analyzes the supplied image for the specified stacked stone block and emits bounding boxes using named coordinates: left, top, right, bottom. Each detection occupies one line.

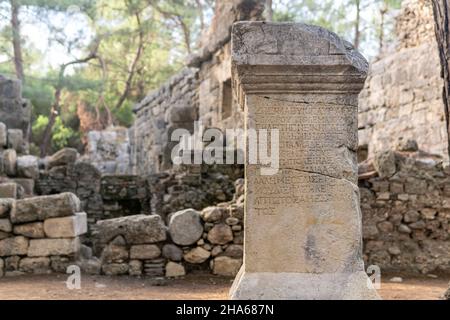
left=0, top=192, right=87, bottom=277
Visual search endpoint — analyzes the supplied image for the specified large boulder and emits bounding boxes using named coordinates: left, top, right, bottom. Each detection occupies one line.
left=95, top=214, right=167, bottom=245
left=10, top=193, right=80, bottom=223
left=47, top=148, right=78, bottom=169
left=168, top=209, right=203, bottom=246
left=17, top=155, right=39, bottom=179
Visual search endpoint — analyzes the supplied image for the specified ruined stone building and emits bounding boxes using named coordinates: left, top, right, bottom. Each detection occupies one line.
left=2, top=0, right=450, bottom=278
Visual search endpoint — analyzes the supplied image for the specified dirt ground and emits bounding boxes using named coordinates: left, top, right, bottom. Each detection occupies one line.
left=0, top=272, right=448, bottom=300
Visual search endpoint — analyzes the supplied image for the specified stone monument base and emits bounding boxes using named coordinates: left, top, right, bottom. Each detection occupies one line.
left=229, top=268, right=381, bottom=300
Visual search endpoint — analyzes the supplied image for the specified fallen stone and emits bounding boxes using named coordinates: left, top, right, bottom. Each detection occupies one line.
left=102, top=263, right=129, bottom=276
left=28, top=238, right=80, bottom=257
left=16, top=155, right=39, bottom=179
left=2, top=149, right=16, bottom=176
left=47, top=148, right=78, bottom=169
left=183, top=247, right=210, bottom=264
left=44, top=212, right=87, bottom=238
left=11, top=193, right=81, bottom=223
left=169, top=209, right=203, bottom=246
left=95, top=214, right=167, bottom=245
left=13, top=222, right=45, bottom=238
left=162, top=244, right=183, bottom=262
left=130, top=244, right=161, bottom=260
left=0, top=219, right=12, bottom=233
left=207, top=224, right=234, bottom=245
left=0, top=236, right=29, bottom=256
left=165, top=261, right=185, bottom=277
left=213, top=256, right=242, bottom=277
left=374, top=150, right=397, bottom=178
left=19, top=257, right=51, bottom=274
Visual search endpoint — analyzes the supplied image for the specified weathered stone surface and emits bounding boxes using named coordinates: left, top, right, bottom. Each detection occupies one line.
left=13, top=222, right=45, bottom=238
left=101, top=243, right=128, bottom=263
left=17, top=155, right=39, bottom=179
left=224, top=244, right=243, bottom=258
left=0, top=122, right=6, bottom=147
left=43, top=212, right=87, bottom=238
left=0, top=236, right=28, bottom=256
left=213, top=256, right=242, bottom=276
left=0, top=198, right=13, bottom=218
left=201, top=206, right=224, bottom=222
left=165, top=261, right=185, bottom=277
left=47, top=148, right=78, bottom=169
left=28, top=238, right=80, bottom=257
left=374, top=151, right=397, bottom=178
left=0, top=258, right=3, bottom=277
left=13, top=178, right=34, bottom=196
left=207, top=224, right=233, bottom=245
left=0, top=219, right=12, bottom=233
left=183, top=247, right=210, bottom=264
left=102, top=263, right=129, bottom=275
left=19, top=257, right=51, bottom=274
left=128, top=260, right=143, bottom=276
left=130, top=244, right=161, bottom=260
left=229, top=22, right=378, bottom=299
left=0, top=183, right=18, bottom=199
left=11, top=193, right=81, bottom=223
left=7, top=129, right=23, bottom=152
left=2, top=149, right=16, bottom=176
left=162, top=244, right=183, bottom=262
left=95, top=214, right=167, bottom=244
left=168, top=209, right=203, bottom=246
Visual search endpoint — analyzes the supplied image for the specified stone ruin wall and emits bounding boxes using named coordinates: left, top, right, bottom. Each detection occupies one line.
left=358, top=0, right=448, bottom=163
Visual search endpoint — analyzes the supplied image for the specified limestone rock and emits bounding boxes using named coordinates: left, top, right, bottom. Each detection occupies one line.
left=95, top=214, right=167, bottom=245
left=162, top=244, right=183, bottom=262
left=101, top=242, right=128, bottom=263
left=207, top=224, right=233, bottom=245
left=183, top=247, right=210, bottom=264
left=0, top=236, right=29, bottom=256
left=130, top=244, right=161, bottom=260
left=28, top=238, right=80, bottom=257
left=0, top=199, right=13, bottom=218
left=11, top=193, right=81, bottom=223
left=0, top=183, right=18, bottom=199
left=168, top=209, right=203, bottom=246
left=374, top=151, right=397, bottom=178
left=224, top=244, right=243, bottom=258
left=16, top=155, right=39, bottom=179
left=19, top=257, right=51, bottom=274
left=13, top=222, right=45, bottom=238
left=201, top=206, right=224, bottom=222
left=213, top=256, right=242, bottom=276
left=2, top=149, right=17, bottom=176
left=0, top=122, right=6, bottom=147
left=397, top=139, right=418, bottom=152
left=128, top=260, right=143, bottom=276
left=0, top=219, right=12, bottom=233
left=7, top=129, right=23, bottom=152
left=43, top=212, right=87, bottom=238
left=102, top=263, right=129, bottom=276
left=165, top=261, right=185, bottom=277
left=48, top=148, right=78, bottom=169
left=79, top=257, right=102, bottom=275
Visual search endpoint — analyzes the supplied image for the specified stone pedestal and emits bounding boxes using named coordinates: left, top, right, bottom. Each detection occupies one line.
left=229, top=22, right=379, bottom=300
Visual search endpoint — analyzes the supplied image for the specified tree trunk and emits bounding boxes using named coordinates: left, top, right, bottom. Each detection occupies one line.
left=354, top=0, right=361, bottom=49
left=265, top=0, right=273, bottom=21
left=10, top=0, right=24, bottom=83
left=432, top=0, right=450, bottom=158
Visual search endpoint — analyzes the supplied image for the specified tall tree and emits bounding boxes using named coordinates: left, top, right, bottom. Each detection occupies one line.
left=432, top=0, right=450, bottom=157
left=9, top=0, right=24, bottom=82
